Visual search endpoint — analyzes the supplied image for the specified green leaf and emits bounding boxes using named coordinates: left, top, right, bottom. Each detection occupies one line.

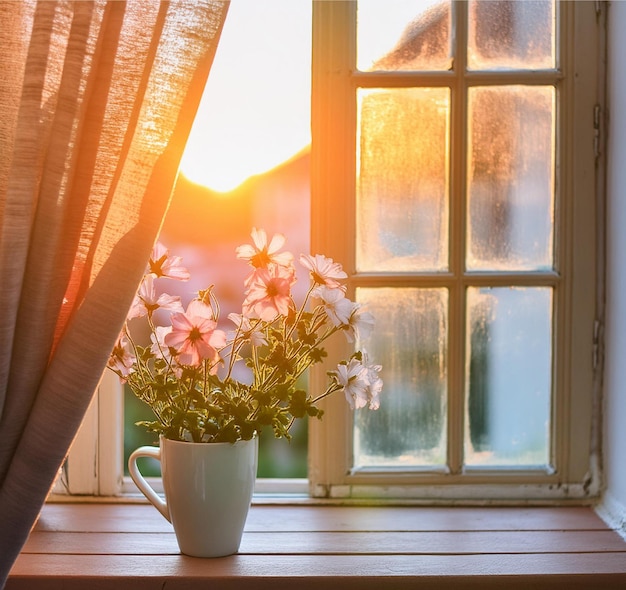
left=309, top=347, right=328, bottom=363
left=256, top=406, right=277, bottom=426
left=287, top=389, right=310, bottom=419
left=238, top=422, right=257, bottom=441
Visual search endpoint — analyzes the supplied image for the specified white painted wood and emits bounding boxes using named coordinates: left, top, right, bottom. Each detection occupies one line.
left=603, top=0, right=626, bottom=534
left=597, top=491, right=626, bottom=542
left=62, top=370, right=123, bottom=496
left=97, top=370, right=123, bottom=496
left=309, top=0, right=603, bottom=498
left=65, top=392, right=99, bottom=495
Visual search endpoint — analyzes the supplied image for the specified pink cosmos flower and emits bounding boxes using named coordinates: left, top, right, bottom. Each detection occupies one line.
left=299, top=253, right=347, bottom=289
left=242, top=265, right=296, bottom=321
left=236, top=228, right=294, bottom=269
left=334, top=358, right=369, bottom=410
left=149, top=242, right=191, bottom=281
left=127, top=275, right=183, bottom=320
left=228, top=313, right=267, bottom=347
left=108, top=333, right=136, bottom=378
left=164, top=300, right=227, bottom=368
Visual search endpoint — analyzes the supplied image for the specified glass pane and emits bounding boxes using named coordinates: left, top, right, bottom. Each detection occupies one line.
left=354, top=288, right=448, bottom=468
left=467, top=86, right=555, bottom=271
left=357, top=88, right=450, bottom=272
left=468, top=0, right=556, bottom=70
left=465, top=287, right=552, bottom=467
left=357, top=0, right=452, bottom=71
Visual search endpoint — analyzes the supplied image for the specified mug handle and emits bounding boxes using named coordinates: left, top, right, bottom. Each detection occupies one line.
left=128, top=446, right=171, bottom=522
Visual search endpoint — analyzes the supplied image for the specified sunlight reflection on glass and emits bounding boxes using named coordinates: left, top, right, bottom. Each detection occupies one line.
left=357, top=87, right=450, bottom=272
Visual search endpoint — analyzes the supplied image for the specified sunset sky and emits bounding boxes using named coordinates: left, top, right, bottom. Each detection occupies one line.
left=180, top=1, right=312, bottom=193
left=179, top=0, right=440, bottom=193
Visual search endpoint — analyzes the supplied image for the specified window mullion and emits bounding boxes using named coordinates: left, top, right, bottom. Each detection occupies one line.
left=447, top=0, right=469, bottom=476
left=309, top=0, right=357, bottom=495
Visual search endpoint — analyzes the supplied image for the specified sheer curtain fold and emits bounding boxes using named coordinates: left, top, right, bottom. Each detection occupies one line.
left=0, top=1, right=229, bottom=586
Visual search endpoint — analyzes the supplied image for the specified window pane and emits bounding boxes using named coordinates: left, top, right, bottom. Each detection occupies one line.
left=467, top=86, right=555, bottom=271
left=468, top=0, right=556, bottom=70
left=465, top=287, right=552, bottom=467
left=357, top=0, right=452, bottom=71
left=357, top=88, right=450, bottom=272
left=354, top=288, right=448, bottom=468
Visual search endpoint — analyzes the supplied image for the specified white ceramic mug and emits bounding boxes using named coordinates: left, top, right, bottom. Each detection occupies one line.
left=128, top=435, right=258, bottom=557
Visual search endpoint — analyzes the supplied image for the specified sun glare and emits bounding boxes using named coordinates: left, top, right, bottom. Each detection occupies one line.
left=180, top=1, right=312, bottom=193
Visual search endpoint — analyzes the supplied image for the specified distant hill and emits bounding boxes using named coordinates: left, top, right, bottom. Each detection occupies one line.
left=161, top=146, right=310, bottom=246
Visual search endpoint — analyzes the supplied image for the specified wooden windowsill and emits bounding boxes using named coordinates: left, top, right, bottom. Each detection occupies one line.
left=8, top=503, right=626, bottom=589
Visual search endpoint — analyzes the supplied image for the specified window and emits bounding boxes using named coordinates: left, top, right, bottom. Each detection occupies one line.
left=56, top=0, right=603, bottom=502
left=56, top=0, right=314, bottom=498
left=308, top=0, right=603, bottom=499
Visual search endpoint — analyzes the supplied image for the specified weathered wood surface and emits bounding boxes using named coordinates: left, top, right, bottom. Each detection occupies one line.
left=8, top=503, right=626, bottom=589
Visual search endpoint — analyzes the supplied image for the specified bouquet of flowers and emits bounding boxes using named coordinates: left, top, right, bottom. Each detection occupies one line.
left=108, top=228, right=382, bottom=443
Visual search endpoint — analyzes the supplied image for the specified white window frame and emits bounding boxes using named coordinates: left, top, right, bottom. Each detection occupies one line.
left=52, top=370, right=124, bottom=497
left=307, top=0, right=605, bottom=501
left=54, top=0, right=605, bottom=503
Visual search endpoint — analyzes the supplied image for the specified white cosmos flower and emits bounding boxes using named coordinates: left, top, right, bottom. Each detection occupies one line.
left=344, top=305, right=375, bottom=343
left=150, top=326, right=173, bottom=361
left=149, top=242, right=190, bottom=281
left=300, top=253, right=347, bottom=289
left=108, top=333, right=136, bottom=378
left=334, top=358, right=369, bottom=410
left=236, top=228, right=294, bottom=269
left=228, top=313, right=268, bottom=347
left=314, top=286, right=353, bottom=327
left=127, top=275, right=183, bottom=320
left=361, top=350, right=383, bottom=410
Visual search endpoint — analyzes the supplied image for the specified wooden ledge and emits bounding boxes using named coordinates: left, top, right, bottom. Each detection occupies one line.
left=8, top=503, right=626, bottom=589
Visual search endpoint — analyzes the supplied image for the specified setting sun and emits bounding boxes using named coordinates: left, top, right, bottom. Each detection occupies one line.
left=180, top=1, right=312, bottom=193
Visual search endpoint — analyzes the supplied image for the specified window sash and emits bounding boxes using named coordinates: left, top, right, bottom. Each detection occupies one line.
left=308, top=0, right=601, bottom=499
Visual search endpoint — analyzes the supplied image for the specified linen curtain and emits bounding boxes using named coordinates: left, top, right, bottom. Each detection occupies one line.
left=0, top=0, right=229, bottom=585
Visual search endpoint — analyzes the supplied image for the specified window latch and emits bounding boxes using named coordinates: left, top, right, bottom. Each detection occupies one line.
left=593, top=104, right=602, bottom=160
left=592, top=319, right=603, bottom=371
